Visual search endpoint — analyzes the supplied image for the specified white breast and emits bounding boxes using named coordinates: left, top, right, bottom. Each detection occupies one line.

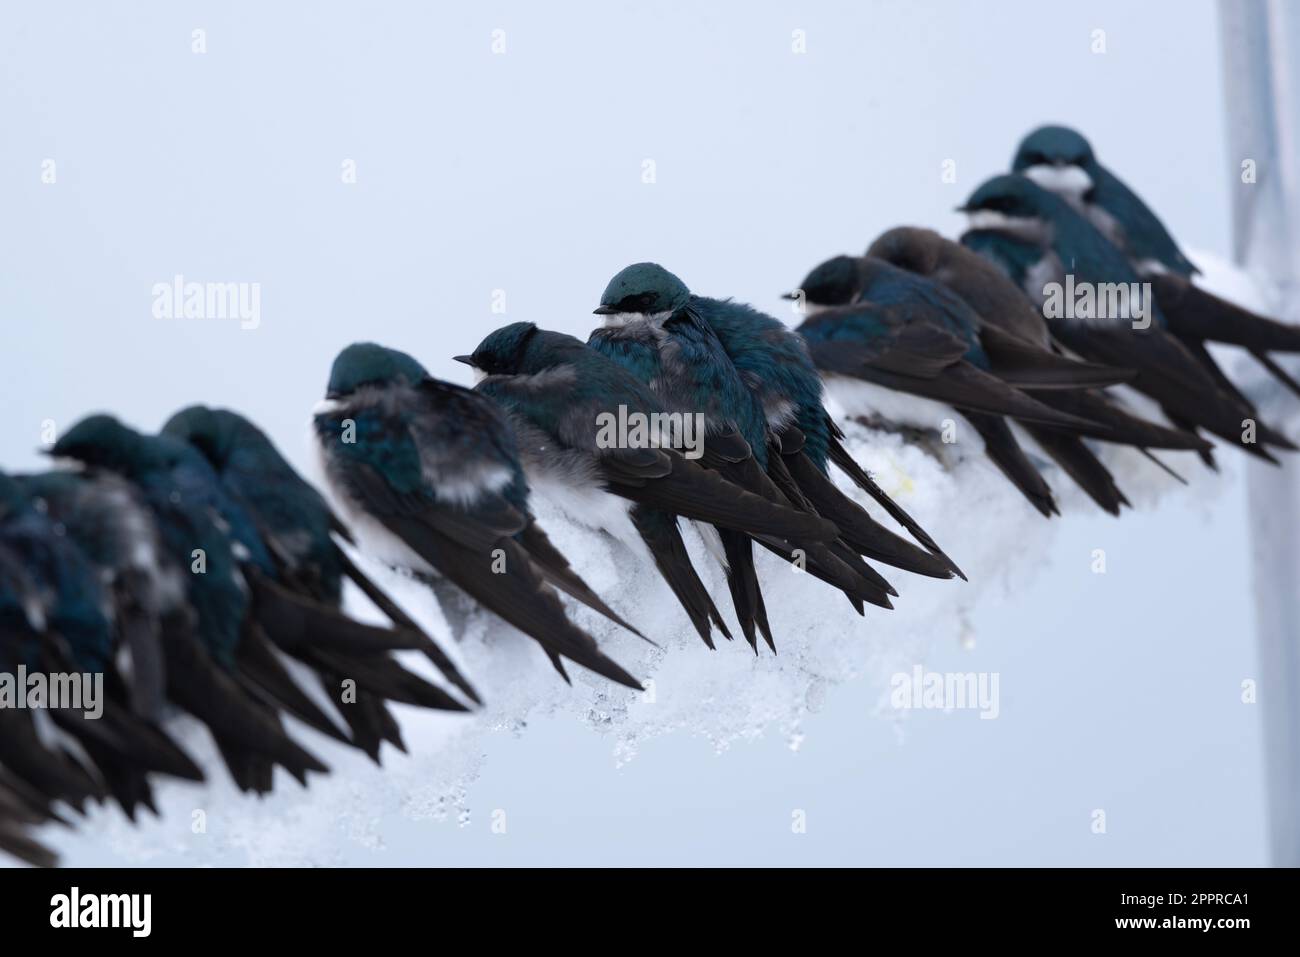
left=309, top=427, right=439, bottom=577
left=822, top=374, right=954, bottom=433
left=528, top=473, right=648, bottom=561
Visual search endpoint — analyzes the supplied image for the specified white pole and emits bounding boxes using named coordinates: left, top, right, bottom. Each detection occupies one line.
left=1219, top=0, right=1300, bottom=867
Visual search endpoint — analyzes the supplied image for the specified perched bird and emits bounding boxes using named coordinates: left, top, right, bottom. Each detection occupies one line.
left=866, top=226, right=1214, bottom=512
left=461, top=322, right=850, bottom=653
left=161, top=405, right=478, bottom=760
left=594, top=262, right=964, bottom=579
left=789, top=252, right=1110, bottom=516
left=1012, top=124, right=1199, bottom=278
left=0, top=496, right=109, bottom=821
left=313, top=342, right=643, bottom=689
left=588, top=275, right=904, bottom=648
left=1012, top=123, right=1300, bottom=399
left=0, top=469, right=204, bottom=820
left=48, top=416, right=334, bottom=793
left=958, top=174, right=1296, bottom=464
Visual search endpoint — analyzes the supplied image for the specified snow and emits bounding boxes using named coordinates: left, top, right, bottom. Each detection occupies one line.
left=21, top=252, right=1280, bottom=866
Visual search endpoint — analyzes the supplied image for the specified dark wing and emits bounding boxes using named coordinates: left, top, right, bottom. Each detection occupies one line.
left=516, top=518, right=648, bottom=641
left=628, top=506, right=731, bottom=649
left=823, top=419, right=964, bottom=578
left=769, top=435, right=956, bottom=580
left=340, top=459, right=641, bottom=690
left=329, top=542, right=482, bottom=705
left=802, top=310, right=1104, bottom=430
left=1024, top=426, right=1129, bottom=516
left=978, top=323, right=1133, bottom=390
left=964, top=412, right=1059, bottom=518
left=1054, top=323, right=1294, bottom=459
left=597, top=444, right=837, bottom=543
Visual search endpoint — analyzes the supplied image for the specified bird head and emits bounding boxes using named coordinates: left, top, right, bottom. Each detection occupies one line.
left=786, top=255, right=863, bottom=311
left=1012, top=125, right=1098, bottom=198
left=326, top=342, right=428, bottom=399
left=593, top=262, right=691, bottom=323
left=457, top=321, right=542, bottom=376
left=866, top=226, right=946, bottom=277
left=161, top=405, right=257, bottom=468
left=47, top=414, right=146, bottom=472
left=957, top=174, right=1057, bottom=236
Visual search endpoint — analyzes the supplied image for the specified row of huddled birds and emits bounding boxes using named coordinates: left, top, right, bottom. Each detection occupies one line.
left=4, top=126, right=1299, bottom=866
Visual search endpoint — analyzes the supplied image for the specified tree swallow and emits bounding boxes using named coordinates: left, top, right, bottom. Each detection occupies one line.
left=958, top=174, right=1296, bottom=464
left=589, top=268, right=903, bottom=648
left=1013, top=124, right=1300, bottom=400
left=789, top=252, right=1108, bottom=516
left=462, top=322, right=744, bottom=650
left=0, top=469, right=204, bottom=820
left=161, top=404, right=479, bottom=759
left=595, top=261, right=965, bottom=580
left=313, top=342, right=644, bottom=690
left=867, top=226, right=1214, bottom=511
left=49, top=415, right=335, bottom=793
left=1013, top=124, right=1199, bottom=277
left=464, top=321, right=868, bottom=654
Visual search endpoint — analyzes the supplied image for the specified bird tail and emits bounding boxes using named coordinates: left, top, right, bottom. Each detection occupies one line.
left=376, top=515, right=643, bottom=690
left=517, top=519, right=650, bottom=642
left=1060, top=325, right=1293, bottom=462
left=1024, top=426, right=1129, bottom=516
left=1025, top=389, right=1213, bottom=452
left=0, top=708, right=107, bottom=812
left=235, top=625, right=354, bottom=747
left=0, top=815, right=58, bottom=868
left=718, top=529, right=774, bottom=652
left=1154, top=272, right=1300, bottom=404
left=755, top=536, right=894, bottom=611
left=613, top=453, right=839, bottom=544
left=333, top=546, right=481, bottom=705
left=965, top=413, right=1059, bottom=517
left=316, top=673, right=405, bottom=763
left=825, top=432, right=965, bottom=578
left=307, top=645, right=467, bottom=712
left=249, top=572, right=433, bottom=657
left=630, top=506, right=732, bottom=649
left=1153, top=272, right=1300, bottom=352
left=775, top=448, right=957, bottom=580
left=160, top=619, right=329, bottom=792
left=1249, top=349, right=1300, bottom=400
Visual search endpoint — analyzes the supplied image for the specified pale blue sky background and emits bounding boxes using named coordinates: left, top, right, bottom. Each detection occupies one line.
left=0, top=0, right=1267, bottom=864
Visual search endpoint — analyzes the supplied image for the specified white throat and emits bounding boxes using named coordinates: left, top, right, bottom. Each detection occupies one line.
left=965, top=209, right=1049, bottom=243
left=601, top=309, right=674, bottom=329
left=1022, top=163, right=1094, bottom=200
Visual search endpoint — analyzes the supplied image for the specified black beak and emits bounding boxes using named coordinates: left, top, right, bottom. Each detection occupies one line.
left=780, top=291, right=799, bottom=301
left=592, top=304, right=617, bottom=316
left=453, top=355, right=475, bottom=367
left=954, top=204, right=972, bottom=213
